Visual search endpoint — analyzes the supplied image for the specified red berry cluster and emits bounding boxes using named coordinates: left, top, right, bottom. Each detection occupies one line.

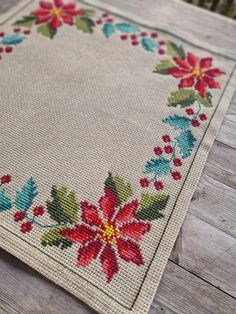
left=96, top=12, right=113, bottom=25
left=186, top=108, right=207, bottom=127
left=1, top=174, right=12, bottom=185
left=13, top=205, right=45, bottom=234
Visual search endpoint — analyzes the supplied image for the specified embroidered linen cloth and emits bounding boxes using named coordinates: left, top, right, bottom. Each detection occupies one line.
left=0, top=0, right=236, bottom=313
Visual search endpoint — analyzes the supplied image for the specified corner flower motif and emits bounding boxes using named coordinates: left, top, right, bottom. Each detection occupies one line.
left=60, top=188, right=151, bottom=282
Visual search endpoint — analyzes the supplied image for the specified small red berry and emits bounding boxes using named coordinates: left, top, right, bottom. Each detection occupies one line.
left=154, top=146, right=163, bottom=155
left=172, top=171, right=182, bottom=180
left=96, top=20, right=103, bottom=25
left=107, top=18, right=113, bottom=23
left=102, top=12, right=109, bottom=18
left=173, top=158, right=182, bottom=167
left=199, top=113, right=207, bottom=121
left=14, top=27, right=20, bottom=33
left=191, top=119, right=200, bottom=127
left=0, top=32, right=5, bottom=37
left=120, top=34, right=128, bottom=40
left=186, top=108, right=194, bottom=115
left=162, top=135, right=171, bottom=143
left=0, top=47, right=3, bottom=53
left=5, top=46, right=13, bottom=53
left=164, top=145, right=173, bottom=154
left=20, top=221, right=32, bottom=233
left=132, top=40, right=139, bottom=46
left=159, top=40, right=166, bottom=45
left=1, top=175, right=12, bottom=184
left=24, top=29, right=31, bottom=35
left=140, top=178, right=150, bottom=188
left=141, top=32, right=148, bottom=37
left=33, top=205, right=45, bottom=217
left=154, top=180, right=164, bottom=191
left=158, top=48, right=166, bottom=55
left=14, top=211, right=25, bottom=222
left=130, top=34, right=137, bottom=40
left=151, top=32, right=158, bottom=38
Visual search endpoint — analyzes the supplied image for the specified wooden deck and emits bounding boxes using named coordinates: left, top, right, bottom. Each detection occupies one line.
left=0, top=1, right=236, bottom=314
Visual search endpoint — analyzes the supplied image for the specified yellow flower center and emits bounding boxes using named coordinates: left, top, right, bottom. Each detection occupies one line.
left=51, top=7, right=62, bottom=16
left=191, top=67, right=203, bottom=77
left=99, top=221, right=120, bottom=245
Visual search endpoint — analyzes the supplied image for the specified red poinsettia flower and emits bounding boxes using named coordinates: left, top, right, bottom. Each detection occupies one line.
left=60, top=188, right=151, bottom=282
left=167, top=52, right=225, bottom=98
left=31, top=0, right=83, bottom=30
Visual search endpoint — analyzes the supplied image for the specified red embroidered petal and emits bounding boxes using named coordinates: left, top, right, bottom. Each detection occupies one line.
left=77, top=238, right=103, bottom=266
left=63, top=3, right=76, bottom=10
left=49, top=16, right=62, bottom=30
left=115, top=199, right=139, bottom=225
left=167, top=67, right=189, bottom=78
left=117, top=238, right=144, bottom=266
left=80, top=201, right=103, bottom=227
left=60, top=224, right=97, bottom=244
left=199, top=57, right=212, bottom=69
left=187, top=52, right=198, bottom=67
left=195, top=78, right=207, bottom=98
left=40, top=1, right=53, bottom=10
left=54, top=0, right=63, bottom=7
left=35, top=15, right=51, bottom=24
left=178, top=75, right=195, bottom=88
left=65, top=9, right=80, bottom=16
left=173, top=57, right=191, bottom=70
left=100, top=244, right=119, bottom=283
left=203, top=76, right=221, bottom=89
left=31, top=9, right=51, bottom=16
left=62, top=14, right=74, bottom=25
left=204, top=68, right=225, bottom=77
left=99, top=188, right=118, bottom=221
left=119, top=221, right=151, bottom=240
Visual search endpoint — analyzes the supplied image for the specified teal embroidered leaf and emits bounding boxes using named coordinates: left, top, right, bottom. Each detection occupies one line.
left=200, top=92, right=213, bottom=107
left=47, top=186, right=79, bottom=224
left=115, top=23, right=140, bottom=34
left=166, top=40, right=185, bottom=59
left=75, top=17, right=95, bottom=34
left=104, top=172, right=133, bottom=206
left=102, top=22, right=116, bottom=38
left=175, top=130, right=197, bottom=159
left=15, top=178, right=38, bottom=211
left=1, top=34, right=25, bottom=45
left=0, top=189, right=13, bottom=212
left=141, top=37, right=156, bottom=52
left=136, top=192, right=169, bottom=221
left=13, top=15, right=36, bottom=28
left=153, top=60, right=176, bottom=74
left=37, top=24, right=57, bottom=39
left=167, top=90, right=196, bottom=108
left=144, top=158, right=171, bottom=176
left=41, top=227, right=72, bottom=249
left=163, top=115, right=191, bottom=129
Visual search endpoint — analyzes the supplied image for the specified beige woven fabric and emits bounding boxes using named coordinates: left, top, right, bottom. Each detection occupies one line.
left=0, top=1, right=235, bottom=313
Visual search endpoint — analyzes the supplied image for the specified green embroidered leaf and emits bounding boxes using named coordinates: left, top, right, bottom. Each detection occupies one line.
left=136, top=192, right=169, bottom=221
left=144, top=158, right=171, bottom=176
left=75, top=17, right=95, bottom=34
left=41, top=227, right=72, bottom=249
left=115, top=23, right=140, bottom=33
left=47, top=186, right=79, bottom=224
left=153, top=60, right=176, bottom=74
left=102, top=22, right=116, bottom=38
left=37, top=24, right=57, bottom=39
left=2, top=34, right=25, bottom=45
left=104, top=172, right=133, bottom=206
left=200, top=92, right=213, bottom=107
left=167, top=90, right=196, bottom=108
left=13, top=15, right=36, bottom=28
left=166, top=41, right=185, bottom=59
left=163, top=115, right=191, bottom=130
left=175, top=130, right=197, bottom=159
left=0, top=189, right=13, bottom=212
left=141, top=37, right=156, bottom=52
left=83, top=9, right=96, bottom=17
left=15, top=178, right=37, bottom=211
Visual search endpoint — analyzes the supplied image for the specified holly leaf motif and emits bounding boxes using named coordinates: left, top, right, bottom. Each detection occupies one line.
left=166, top=40, right=185, bottom=59
left=141, top=37, right=156, bottom=52
left=82, top=9, right=96, bottom=17
left=168, top=90, right=196, bottom=108
left=136, top=192, right=169, bottom=221
left=0, top=189, right=13, bottom=212
left=1, top=34, right=25, bottom=45
left=115, top=23, right=140, bottom=33
left=144, top=158, right=171, bottom=176
left=102, top=22, right=116, bottom=38
left=47, top=186, right=79, bottom=224
left=163, top=115, right=191, bottom=129
left=104, top=172, right=133, bottom=206
left=41, top=227, right=73, bottom=249
left=153, top=60, right=176, bottom=74
left=37, top=24, right=57, bottom=39
left=175, top=130, right=197, bottom=159
left=13, top=15, right=36, bottom=28
left=15, top=178, right=37, bottom=211
left=76, top=17, right=95, bottom=34
left=200, top=92, right=213, bottom=107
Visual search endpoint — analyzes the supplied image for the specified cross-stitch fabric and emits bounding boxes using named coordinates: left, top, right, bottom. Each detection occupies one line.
left=0, top=1, right=236, bottom=313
